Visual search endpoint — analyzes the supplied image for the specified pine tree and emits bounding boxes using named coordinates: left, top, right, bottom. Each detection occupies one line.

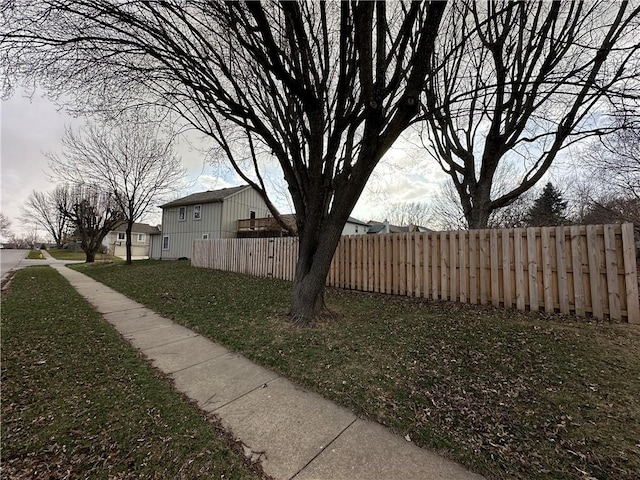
left=525, top=183, right=568, bottom=226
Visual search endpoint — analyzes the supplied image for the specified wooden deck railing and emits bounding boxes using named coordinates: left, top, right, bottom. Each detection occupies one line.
left=237, top=217, right=282, bottom=232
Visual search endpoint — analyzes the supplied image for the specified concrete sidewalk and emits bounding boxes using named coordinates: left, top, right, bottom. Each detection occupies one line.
left=53, top=264, right=485, bottom=480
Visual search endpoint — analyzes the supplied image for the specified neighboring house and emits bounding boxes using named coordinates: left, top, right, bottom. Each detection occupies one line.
left=367, top=220, right=432, bottom=234
left=237, top=214, right=371, bottom=237
left=106, top=222, right=161, bottom=258
left=342, top=216, right=370, bottom=235
left=157, top=185, right=271, bottom=259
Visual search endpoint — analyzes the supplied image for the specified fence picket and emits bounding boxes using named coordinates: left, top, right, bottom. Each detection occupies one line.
left=479, top=230, right=488, bottom=305
left=542, top=227, right=554, bottom=313
left=604, top=225, right=621, bottom=321
left=400, top=234, right=408, bottom=296
left=621, top=223, right=640, bottom=324
left=514, top=229, right=525, bottom=311
left=587, top=225, right=603, bottom=319
left=527, top=228, right=539, bottom=312
left=556, top=227, right=570, bottom=314
left=490, top=229, right=500, bottom=306
left=459, top=231, right=468, bottom=303
left=570, top=226, right=585, bottom=317
left=502, top=229, right=512, bottom=308
left=413, top=233, right=422, bottom=297
left=423, top=233, right=431, bottom=298
left=432, top=233, right=439, bottom=300
left=373, top=234, right=380, bottom=293
left=469, top=231, right=478, bottom=305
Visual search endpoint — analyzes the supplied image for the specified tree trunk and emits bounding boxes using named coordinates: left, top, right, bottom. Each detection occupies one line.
left=85, top=250, right=96, bottom=263
left=288, top=220, right=344, bottom=326
left=290, top=269, right=328, bottom=325
left=466, top=207, right=492, bottom=229
left=466, top=184, right=493, bottom=229
left=125, top=220, right=133, bottom=265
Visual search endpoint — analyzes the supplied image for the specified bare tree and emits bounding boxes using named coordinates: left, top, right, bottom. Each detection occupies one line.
left=584, top=119, right=640, bottom=200
left=420, top=0, right=640, bottom=228
left=581, top=195, right=640, bottom=227
left=430, top=160, right=530, bottom=230
left=430, top=179, right=468, bottom=231
left=59, top=185, right=124, bottom=263
left=382, top=201, right=434, bottom=228
left=1, top=1, right=446, bottom=324
left=0, top=212, right=12, bottom=240
left=20, top=186, right=72, bottom=248
left=47, top=120, right=184, bottom=264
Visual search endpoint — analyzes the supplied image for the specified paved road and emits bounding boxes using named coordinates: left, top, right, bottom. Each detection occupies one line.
left=1, top=249, right=85, bottom=285
left=0, top=249, right=29, bottom=281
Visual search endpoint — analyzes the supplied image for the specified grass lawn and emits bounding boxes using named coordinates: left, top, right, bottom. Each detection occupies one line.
left=1, top=266, right=266, bottom=480
left=47, top=248, right=120, bottom=262
left=26, top=250, right=45, bottom=259
left=73, top=260, right=640, bottom=480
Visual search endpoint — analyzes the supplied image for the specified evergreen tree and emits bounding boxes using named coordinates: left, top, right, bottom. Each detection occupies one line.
left=525, top=183, right=568, bottom=226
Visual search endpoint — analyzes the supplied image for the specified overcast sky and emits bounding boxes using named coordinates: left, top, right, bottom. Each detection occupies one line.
left=0, top=89, right=243, bottom=238
left=1, top=88, right=447, bottom=240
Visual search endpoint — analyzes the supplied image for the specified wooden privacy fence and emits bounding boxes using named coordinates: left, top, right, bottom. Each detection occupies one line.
left=192, top=223, right=640, bottom=323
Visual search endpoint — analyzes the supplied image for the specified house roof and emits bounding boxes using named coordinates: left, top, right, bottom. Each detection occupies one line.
left=367, top=220, right=432, bottom=234
left=346, top=216, right=369, bottom=226
left=160, top=185, right=250, bottom=208
left=112, top=222, right=161, bottom=235
left=367, top=223, right=409, bottom=234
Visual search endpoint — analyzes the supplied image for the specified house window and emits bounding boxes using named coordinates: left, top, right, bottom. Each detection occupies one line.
left=162, top=235, right=170, bottom=250
left=193, top=204, right=202, bottom=220
left=202, top=233, right=209, bottom=240
left=137, top=234, right=145, bottom=242
left=117, top=232, right=125, bottom=241
left=178, top=206, right=186, bottom=221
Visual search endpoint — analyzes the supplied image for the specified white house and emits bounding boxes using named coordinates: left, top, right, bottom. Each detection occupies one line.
left=342, top=216, right=370, bottom=235
left=153, top=185, right=270, bottom=259
left=105, top=222, right=161, bottom=258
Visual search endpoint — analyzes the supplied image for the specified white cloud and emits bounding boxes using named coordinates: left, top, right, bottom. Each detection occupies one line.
left=352, top=142, right=449, bottom=221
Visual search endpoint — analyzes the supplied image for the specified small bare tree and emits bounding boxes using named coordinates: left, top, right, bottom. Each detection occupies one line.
left=21, top=186, right=72, bottom=248
left=0, top=212, right=12, bottom=240
left=59, top=185, right=124, bottom=263
left=382, top=201, right=434, bottom=228
left=48, top=120, right=184, bottom=264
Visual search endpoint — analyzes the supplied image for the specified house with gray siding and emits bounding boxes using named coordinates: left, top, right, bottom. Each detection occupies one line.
left=105, top=222, right=161, bottom=259
left=155, top=185, right=271, bottom=259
